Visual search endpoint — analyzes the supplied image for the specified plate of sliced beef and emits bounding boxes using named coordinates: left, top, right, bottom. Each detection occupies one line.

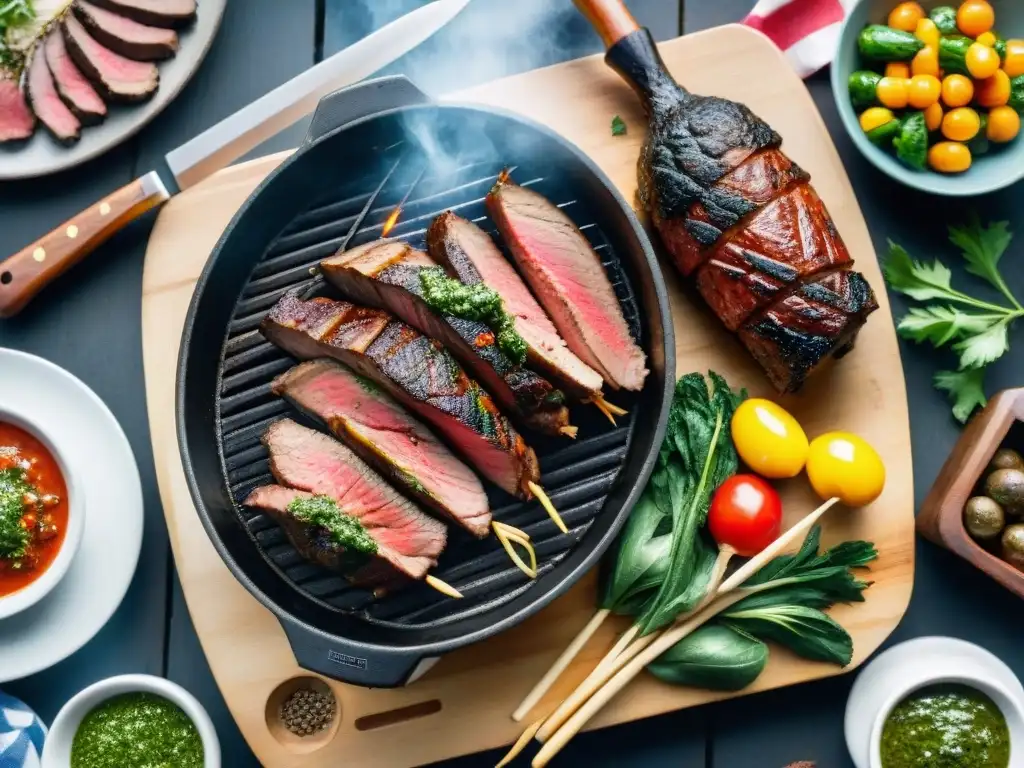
left=0, top=0, right=225, bottom=180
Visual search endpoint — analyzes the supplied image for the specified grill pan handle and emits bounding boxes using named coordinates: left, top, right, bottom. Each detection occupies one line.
left=305, top=75, right=432, bottom=144
left=281, top=621, right=427, bottom=688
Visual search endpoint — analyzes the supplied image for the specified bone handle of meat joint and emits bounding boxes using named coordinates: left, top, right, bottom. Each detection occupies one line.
left=571, top=0, right=640, bottom=48
left=0, top=172, right=171, bottom=319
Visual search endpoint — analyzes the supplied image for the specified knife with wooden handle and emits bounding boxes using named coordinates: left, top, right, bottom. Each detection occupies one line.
left=0, top=0, right=470, bottom=319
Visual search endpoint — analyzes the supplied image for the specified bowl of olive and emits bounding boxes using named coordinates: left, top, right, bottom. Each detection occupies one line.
left=918, top=387, right=1024, bottom=598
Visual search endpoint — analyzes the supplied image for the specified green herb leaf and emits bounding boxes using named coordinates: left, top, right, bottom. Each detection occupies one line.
left=954, top=319, right=1010, bottom=369
left=884, top=242, right=957, bottom=303
left=949, top=216, right=1019, bottom=309
left=935, top=368, right=988, bottom=423
left=647, top=624, right=768, bottom=690
left=601, top=489, right=671, bottom=612
left=0, top=466, right=32, bottom=561
left=896, top=306, right=1001, bottom=347
left=611, top=115, right=627, bottom=136
left=723, top=604, right=854, bottom=666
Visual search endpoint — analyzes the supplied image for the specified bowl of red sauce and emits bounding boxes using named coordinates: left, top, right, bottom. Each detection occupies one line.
left=0, top=411, right=83, bottom=619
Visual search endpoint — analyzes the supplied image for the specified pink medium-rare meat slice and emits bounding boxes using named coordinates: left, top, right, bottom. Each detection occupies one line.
left=43, top=31, right=106, bottom=125
left=694, top=184, right=852, bottom=331
left=427, top=212, right=606, bottom=401
left=0, top=79, right=35, bottom=143
left=486, top=177, right=648, bottom=391
left=89, top=0, right=197, bottom=28
left=272, top=359, right=491, bottom=538
left=261, top=419, right=446, bottom=581
left=26, top=44, right=81, bottom=145
left=74, top=1, right=179, bottom=61
left=245, top=485, right=425, bottom=588
left=321, top=240, right=572, bottom=437
left=63, top=15, right=159, bottom=102
left=260, top=292, right=541, bottom=498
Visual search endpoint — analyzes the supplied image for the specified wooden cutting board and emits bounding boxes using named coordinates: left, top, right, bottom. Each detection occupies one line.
left=142, top=25, right=915, bottom=768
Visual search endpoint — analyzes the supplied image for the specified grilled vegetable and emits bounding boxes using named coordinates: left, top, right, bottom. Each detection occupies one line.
left=859, top=24, right=925, bottom=61
left=929, top=5, right=959, bottom=35
left=940, top=36, right=973, bottom=76
left=849, top=70, right=882, bottom=108
left=894, top=111, right=929, bottom=169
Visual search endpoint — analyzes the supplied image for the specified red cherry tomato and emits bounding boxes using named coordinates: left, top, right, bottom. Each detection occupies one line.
left=708, top=475, right=783, bottom=557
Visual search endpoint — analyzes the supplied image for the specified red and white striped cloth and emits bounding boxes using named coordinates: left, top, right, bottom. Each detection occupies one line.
left=743, top=0, right=858, bottom=78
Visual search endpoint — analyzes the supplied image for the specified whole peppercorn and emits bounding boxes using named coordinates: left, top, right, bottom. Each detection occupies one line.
left=279, top=688, right=336, bottom=737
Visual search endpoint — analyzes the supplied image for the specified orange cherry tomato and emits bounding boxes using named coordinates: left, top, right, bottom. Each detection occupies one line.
left=889, top=2, right=926, bottom=32
left=908, top=74, right=942, bottom=108
left=925, top=102, right=945, bottom=132
left=942, top=107, right=982, bottom=141
left=976, top=69, right=1012, bottom=107
left=708, top=475, right=783, bottom=558
left=912, top=46, right=941, bottom=77
left=942, top=74, right=975, bottom=107
left=957, top=1, right=996, bottom=38
left=886, top=61, right=912, bottom=79
left=987, top=106, right=1021, bottom=143
left=966, top=42, right=1001, bottom=79
left=1003, top=40, right=1024, bottom=78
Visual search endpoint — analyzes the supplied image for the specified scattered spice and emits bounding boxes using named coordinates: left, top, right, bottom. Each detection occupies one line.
left=71, top=693, right=203, bottom=768
left=279, top=688, right=336, bottom=737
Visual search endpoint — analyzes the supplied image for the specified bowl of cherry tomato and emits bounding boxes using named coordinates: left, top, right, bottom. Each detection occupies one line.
left=833, top=0, right=1024, bottom=195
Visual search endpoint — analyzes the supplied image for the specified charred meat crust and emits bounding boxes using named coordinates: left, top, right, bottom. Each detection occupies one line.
left=74, top=0, right=179, bottom=61
left=320, top=241, right=572, bottom=436
left=63, top=15, right=159, bottom=103
left=260, top=291, right=541, bottom=499
left=26, top=44, right=81, bottom=145
left=43, top=31, right=106, bottom=125
left=89, top=0, right=198, bottom=28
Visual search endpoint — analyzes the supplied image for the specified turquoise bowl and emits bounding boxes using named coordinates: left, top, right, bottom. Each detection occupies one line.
left=832, top=0, right=1024, bottom=196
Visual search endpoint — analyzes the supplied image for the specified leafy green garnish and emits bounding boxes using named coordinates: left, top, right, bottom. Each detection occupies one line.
left=647, top=624, right=767, bottom=690
left=0, top=0, right=34, bottom=71
left=611, top=115, right=627, bottom=136
left=286, top=494, right=377, bottom=556
left=0, top=466, right=32, bottom=561
left=884, top=218, right=1024, bottom=422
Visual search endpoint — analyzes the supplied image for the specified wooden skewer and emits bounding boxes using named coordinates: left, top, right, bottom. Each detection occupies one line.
left=425, top=575, right=463, bottom=599
left=495, top=718, right=544, bottom=768
left=559, top=425, right=579, bottom=439
left=512, top=608, right=612, bottom=722
left=530, top=497, right=842, bottom=764
left=528, top=481, right=568, bottom=534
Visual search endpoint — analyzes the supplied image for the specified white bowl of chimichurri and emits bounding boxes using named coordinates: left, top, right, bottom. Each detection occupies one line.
left=41, top=675, right=220, bottom=768
left=869, top=675, right=1024, bottom=768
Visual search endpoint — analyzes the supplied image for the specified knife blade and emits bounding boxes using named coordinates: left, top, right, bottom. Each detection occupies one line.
left=0, top=0, right=470, bottom=319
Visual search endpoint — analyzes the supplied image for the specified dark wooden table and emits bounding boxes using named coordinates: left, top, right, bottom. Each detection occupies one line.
left=5, top=1, right=1024, bottom=766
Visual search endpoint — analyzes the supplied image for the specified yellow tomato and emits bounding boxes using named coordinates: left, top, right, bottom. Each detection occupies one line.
left=912, top=46, right=941, bottom=77
left=957, top=0, right=995, bottom=38
left=976, top=31, right=997, bottom=47
left=942, top=107, right=982, bottom=141
left=966, top=42, right=1002, bottom=79
left=915, top=17, right=941, bottom=49
left=805, top=432, right=886, bottom=508
left=889, top=1, right=925, bottom=32
left=860, top=107, right=896, bottom=133
left=908, top=74, right=942, bottom=108
left=1004, top=40, right=1024, bottom=78
left=885, top=61, right=911, bottom=79
left=928, top=141, right=973, bottom=172
left=942, top=74, right=975, bottom=107
left=730, top=399, right=809, bottom=479
left=877, top=76, right=910, bottom=109
left=976, top=69, right=1011, bottom=107
left=988, top=105, right=1021, bottom=142
left=925, top=101, right=944, bottom=132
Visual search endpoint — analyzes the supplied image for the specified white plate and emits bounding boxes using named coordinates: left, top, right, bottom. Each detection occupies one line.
left=0, top=349, right=143, bottom=682
left=845, top=636, right=1024, bottom=768
left=0, top=0, right=226, bottom=181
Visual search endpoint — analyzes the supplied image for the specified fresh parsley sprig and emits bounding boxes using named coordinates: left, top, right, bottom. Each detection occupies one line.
left=884, top=216, right=1022, bottom=423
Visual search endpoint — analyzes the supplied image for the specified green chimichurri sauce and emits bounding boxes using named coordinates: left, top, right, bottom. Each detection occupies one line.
left=0, top=466, right=34, bottom=562
left=71, top=693, right=204, bottom=768
left=287, top=495, right=377, bottom=555
left=880, top=684, right=1010, bottom=768
left=418, top=267, right=528, bottom=365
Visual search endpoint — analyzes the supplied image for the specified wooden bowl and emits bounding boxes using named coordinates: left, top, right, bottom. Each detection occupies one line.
left=918, top=387, right=1024, bottom=596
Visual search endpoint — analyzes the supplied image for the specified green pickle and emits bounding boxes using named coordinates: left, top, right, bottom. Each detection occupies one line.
left=894, top=112, right=929, bottom=170
left=867, top=119, right=902, bottom=147
left=858, top=25, right=924, bottom=62
left=929, top=6, right=959, bottom=36
left=849, top=71, right=882, bottom=109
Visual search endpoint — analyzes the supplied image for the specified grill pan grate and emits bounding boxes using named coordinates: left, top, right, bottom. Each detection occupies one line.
left=217, top=147, right=644, bottom=630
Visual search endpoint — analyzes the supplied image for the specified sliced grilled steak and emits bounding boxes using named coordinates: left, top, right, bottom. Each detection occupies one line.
left=89, top=0, right=197, bottom=28
left=0, top=79, right=35, bottom=143
left=260, top=419, right=447, bottom=584
left=26, top=44, right=81, bottom=145
left=63, top=15, right=159, bottom=102
left=738, top=270, right=879, bottom=393
left=245, top=485, right=432, bottom=589
left=75, top=1, right=179, bottom=61
left=272, top=359, right=491, bottom=538
left=427, top=212, right=606, bottom=402
left=607, top=30, right=877, bottom=393
left=44, top=31, right=106, bottom=125
left=261, top=292, right=541, bottom=498
left=321, top=240, right=572, bottom=436
left=487, top=178, right=648, bottom=391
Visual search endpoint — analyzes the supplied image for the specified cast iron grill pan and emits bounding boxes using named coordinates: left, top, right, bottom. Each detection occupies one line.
left=177, top=77, right=673, bottom=686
